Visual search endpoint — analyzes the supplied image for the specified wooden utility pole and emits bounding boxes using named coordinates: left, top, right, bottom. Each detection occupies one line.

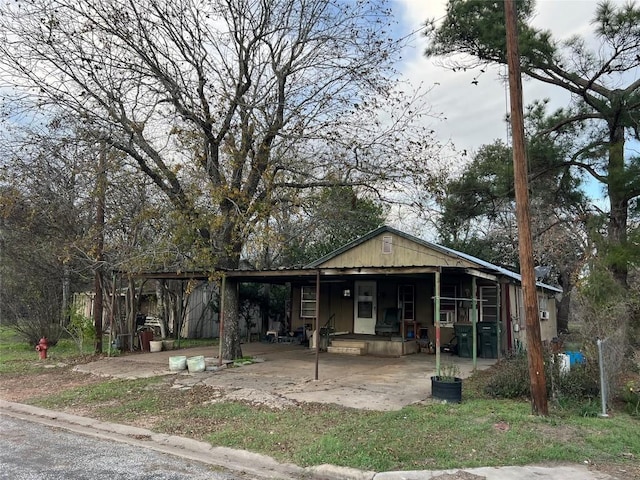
left=504, top=0, right=548, bottom=415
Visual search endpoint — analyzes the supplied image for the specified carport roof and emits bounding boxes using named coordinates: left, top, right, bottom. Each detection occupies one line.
left=120, top=226, right=561, bottom=293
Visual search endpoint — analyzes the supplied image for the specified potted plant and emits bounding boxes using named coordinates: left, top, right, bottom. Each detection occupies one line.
left=431, top=362, right=462, bottom=403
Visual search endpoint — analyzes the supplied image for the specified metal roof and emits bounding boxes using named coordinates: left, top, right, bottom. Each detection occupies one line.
left=306, top=225, right=562, bottom=293
left=119, top=226, right=562, bottom=293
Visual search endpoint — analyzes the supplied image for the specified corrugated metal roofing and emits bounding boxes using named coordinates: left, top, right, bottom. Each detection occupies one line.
left=306, top=225, right=562, bottom=293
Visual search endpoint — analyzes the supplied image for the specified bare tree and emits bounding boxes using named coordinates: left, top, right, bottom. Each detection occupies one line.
left=1, top=0, right=440, bottom=358
left=0, top=117, right=96, bottom=344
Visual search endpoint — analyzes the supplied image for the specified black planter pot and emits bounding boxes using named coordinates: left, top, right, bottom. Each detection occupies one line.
left=431, top=376, right=462, bottom=403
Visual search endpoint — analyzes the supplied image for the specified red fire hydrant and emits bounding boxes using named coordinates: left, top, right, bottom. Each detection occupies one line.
left=35, top=337, right=49, bottom=360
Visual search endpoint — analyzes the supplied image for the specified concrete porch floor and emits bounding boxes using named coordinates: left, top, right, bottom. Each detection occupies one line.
left=74, top=342, right=497, bottom=411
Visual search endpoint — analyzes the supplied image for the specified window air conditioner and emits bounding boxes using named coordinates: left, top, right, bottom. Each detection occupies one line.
left=440, top=311, right=455, bottom=323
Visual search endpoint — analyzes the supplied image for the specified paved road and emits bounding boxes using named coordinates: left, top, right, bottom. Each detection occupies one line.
left=0, top=415, right=241, bottom=480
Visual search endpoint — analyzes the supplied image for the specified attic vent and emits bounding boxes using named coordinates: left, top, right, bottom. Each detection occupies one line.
left=382, top=235, right=393, bottom=254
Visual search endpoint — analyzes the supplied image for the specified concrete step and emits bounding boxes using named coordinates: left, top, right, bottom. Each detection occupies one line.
left=330, top=340, right=368, bottom=350
left=327, top=346, right=367, bottom=356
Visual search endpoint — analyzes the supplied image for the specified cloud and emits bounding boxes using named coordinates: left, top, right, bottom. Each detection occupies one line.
left=392, top=0, right=624, bottom=155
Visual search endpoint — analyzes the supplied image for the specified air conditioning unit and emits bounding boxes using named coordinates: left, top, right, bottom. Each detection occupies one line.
left=539, top=310, right=550, bottom=320
left=439, top=311, right=455, bottom=324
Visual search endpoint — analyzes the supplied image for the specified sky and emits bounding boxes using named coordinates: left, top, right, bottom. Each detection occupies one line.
left=392, top=0, right=627, bottom=157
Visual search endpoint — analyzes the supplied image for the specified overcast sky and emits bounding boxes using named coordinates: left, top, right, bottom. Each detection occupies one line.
left=393, top=0, right=623, bottom=156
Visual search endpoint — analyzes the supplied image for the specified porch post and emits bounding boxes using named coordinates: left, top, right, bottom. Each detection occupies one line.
left=435, top=268, right=441, bottom=376
left=314, top=269, right=320, bottom=381
left=472, top=276, right=477, bottom=371
left=218, top=274, right=226, bottom=366
left=496, top=282, right=502, bottom=360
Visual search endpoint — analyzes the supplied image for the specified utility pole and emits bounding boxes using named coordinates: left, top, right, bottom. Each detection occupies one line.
left=504, top=0, right=548, bottom=415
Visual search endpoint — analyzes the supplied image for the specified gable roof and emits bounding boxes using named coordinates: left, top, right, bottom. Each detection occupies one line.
left=306, top=225, right=561, bottom=293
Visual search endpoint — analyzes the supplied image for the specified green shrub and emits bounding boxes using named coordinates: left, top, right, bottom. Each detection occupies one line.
left=620, top=380, right=640, bottom=416
left=553, top=360, right=600, bottom=401
left=484, top=351, right=531, bottom=398
left=485, top=350, right=601, bottom=404
left=64, top=307, right=95, bottom=353
left=575, top=399, right=602, bottom=417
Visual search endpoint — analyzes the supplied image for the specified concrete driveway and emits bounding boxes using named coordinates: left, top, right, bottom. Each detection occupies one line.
left=74, top=342, right=496, bottom=411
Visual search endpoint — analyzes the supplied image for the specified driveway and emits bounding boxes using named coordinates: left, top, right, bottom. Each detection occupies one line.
left=73, top=342, right=496, bottom=411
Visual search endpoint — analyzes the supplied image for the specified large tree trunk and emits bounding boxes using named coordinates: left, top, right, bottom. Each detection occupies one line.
left=214, top=212, right=244, bottom=359
left=607, top=125, right=629, bottom=287
left=221, top=278, right=243, bottom=360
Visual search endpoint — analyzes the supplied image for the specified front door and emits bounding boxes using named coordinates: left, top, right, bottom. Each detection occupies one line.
left=354, top=281, right=376, bottom=334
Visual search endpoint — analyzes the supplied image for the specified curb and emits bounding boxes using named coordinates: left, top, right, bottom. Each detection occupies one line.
left=0, top=400, right=618, bottom=480
left=0, top=399, right=373, bottom=480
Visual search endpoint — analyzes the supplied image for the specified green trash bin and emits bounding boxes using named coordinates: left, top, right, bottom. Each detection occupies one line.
left=454, top=323, right=473, bottom=358
left=478, top=322, right=498, bottom=358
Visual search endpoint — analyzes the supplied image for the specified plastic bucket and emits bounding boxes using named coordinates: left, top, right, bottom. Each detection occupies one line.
left=149, top=340, right=163, bottom=353
left=169, top=355, right=187, bottom=371
left=565, top=351, right=585, bottom=366
left=187, top=355, right=205, bottom=373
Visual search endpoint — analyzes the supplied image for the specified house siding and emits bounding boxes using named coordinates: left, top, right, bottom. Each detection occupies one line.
left=317, top=232, right=476, bottom=269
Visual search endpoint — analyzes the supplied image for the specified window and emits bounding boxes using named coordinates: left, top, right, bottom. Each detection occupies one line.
left=480, top=286, right=498, bottom=322
left=439, top=284, right=457, bottom=326
left=398, top=285, right=414, bottom=321
left=301, top=286, right=317, bottom=318
left=382, top=235, right=392, bottom=254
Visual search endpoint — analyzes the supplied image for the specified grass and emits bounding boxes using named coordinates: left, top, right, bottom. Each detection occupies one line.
left=0, top=326, right=217, bottom=371
left=21, top=375, right=639, bottom=473
left=2, top=326, right=639, bottom=473
left=0, top=326, right=96, bottom=374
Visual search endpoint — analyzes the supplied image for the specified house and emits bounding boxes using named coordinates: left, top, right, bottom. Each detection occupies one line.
left=224, top=226, right=561, bottom=357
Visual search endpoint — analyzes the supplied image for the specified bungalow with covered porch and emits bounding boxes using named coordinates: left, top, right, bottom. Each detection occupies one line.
left=224, top=226, right=561, bottom=358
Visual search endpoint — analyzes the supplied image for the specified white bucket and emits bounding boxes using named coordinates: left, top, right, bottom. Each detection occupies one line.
left=187, top=355, right=205, bottom=373
left=169, top=355, right=187, bottom=371
left=149, top=340, right=163, bottom=352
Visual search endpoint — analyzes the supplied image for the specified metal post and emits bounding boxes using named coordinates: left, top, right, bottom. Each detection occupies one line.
left=597, top=338, right=609, bottom=417
left=496, top=282, right=501, bottom=361
left=472, top=276, right=477, bottom=371
left=218, top=274, right=226, bottom=367
left=314, top=269, right=320, bottom=381
left=435, top=269, right=441, bottom=376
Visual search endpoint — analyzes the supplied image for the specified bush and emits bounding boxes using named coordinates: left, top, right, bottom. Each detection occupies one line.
left=620, top=380, right=640, bottom=416
left=64, top=307, right=95, bottom=353
left=553, top=360, right=600, bottom=401
left=0, top=274, right=65, bottom=346
left=485, top=350, right=601, bottom=404
left=484, top=351, right=531, bottom=398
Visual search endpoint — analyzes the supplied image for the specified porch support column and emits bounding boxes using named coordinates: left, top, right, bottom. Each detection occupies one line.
left=496, top=282, right=502, bottom=360
left=472, top=276, right=478, bottom=371
left=435, top=268, right=441, bottom=376
left=314, top=269, right=320, bottom=381
left=218, top=274, right=226, bottom=367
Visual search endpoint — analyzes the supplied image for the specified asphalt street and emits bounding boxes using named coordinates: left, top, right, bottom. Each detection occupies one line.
left=0, top=415, right=241, bottom=480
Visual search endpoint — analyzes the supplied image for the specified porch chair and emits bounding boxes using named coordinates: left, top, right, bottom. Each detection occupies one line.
left=375, top=307, right=401, bottom=335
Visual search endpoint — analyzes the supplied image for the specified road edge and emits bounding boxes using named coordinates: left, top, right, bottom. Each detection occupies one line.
left=0, top=399, right=374, bottom=480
